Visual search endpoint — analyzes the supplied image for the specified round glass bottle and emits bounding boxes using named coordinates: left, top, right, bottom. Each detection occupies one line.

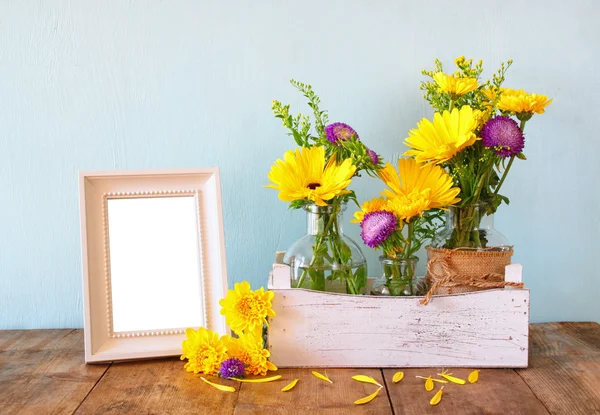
left=283, top=203, right=368, bottom=295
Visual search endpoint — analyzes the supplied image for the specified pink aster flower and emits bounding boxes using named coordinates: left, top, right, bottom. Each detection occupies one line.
left=325, top=122, right=358, bottom=145
left=481, top=116, right=525, bottom=158
left=360, top=210, right=397, bottom=248
left=367, top=148, right=379, bottom=164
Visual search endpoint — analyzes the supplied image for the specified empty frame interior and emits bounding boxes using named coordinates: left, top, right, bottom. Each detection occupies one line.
left=80, top=169, right=227, bottom=363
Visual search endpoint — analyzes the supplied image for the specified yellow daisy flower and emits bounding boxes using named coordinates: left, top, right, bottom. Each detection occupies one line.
left=219, top=281, right=275, bottom=336
left=351, top=197, right=387, bottom=224
left=497, top=88, right=552, bottom=115
left=180, top=328, right=228, bottom=375
left=266, top=146, right=356, bottom=207
left=224, top=332, right=278, bottom=376
left=403, top=106, right=480, bottom=164
left=433, top=73, right=478, bottom=96
left=379, top=158, right=460, bottom=218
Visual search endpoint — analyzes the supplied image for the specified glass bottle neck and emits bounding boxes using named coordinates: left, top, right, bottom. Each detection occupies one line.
left=305, top=204, right=345, bottom=235
left=446, top=204, right=495, bottom=231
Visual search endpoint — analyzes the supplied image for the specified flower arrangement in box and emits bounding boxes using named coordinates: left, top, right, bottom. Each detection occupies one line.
left=266, top=80, right=382, bottom=295
left=353, top=158, right=460, bottom=295
left=402, top=56, right=551, bottom=297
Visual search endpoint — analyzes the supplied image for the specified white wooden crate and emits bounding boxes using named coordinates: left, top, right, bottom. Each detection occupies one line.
left=267, top=260, right=529, bottom=368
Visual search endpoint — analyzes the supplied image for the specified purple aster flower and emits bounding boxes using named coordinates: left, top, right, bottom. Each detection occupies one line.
left=481, top=116, right=525, bottom=158
left=325, top=122, right=359, bottom=145
left=367, top=148, right=379, bottom=164
left=218, top=358, right=245, bottom=379
left=360, top=210, right=397, bottom=248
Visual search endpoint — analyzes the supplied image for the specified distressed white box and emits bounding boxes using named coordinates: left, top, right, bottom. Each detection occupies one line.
left=268, top=261, right=529, bottom=368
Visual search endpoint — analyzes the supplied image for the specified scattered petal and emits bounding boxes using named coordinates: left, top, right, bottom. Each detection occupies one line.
left=468, top=370, right=480, bottom=384
left=416, top=375, right=447, bottom=384
left=438, top=372, right=466, bottom=385
left=232, top=375, right=282, bottom=383
left=312, top=371, right=333, bottom=384
left=281, top=379, right=299, bottom=391
left=200, top=377, right=236, bottom=392
left=352, top=375, right=383, bottom=387
left=425, top=376, right=434, bottom=392
left=430, top=387, right=444, bottom=406
left=354, top=387, right=382, bottom=405
left=392, top=372, right=404, bottom=383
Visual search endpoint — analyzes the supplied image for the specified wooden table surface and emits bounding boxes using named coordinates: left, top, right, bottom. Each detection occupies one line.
left=1, top=322, right=599, bottom=414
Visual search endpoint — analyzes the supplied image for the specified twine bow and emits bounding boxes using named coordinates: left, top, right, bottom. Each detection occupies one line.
left=420, top=248, right=524, bottom=305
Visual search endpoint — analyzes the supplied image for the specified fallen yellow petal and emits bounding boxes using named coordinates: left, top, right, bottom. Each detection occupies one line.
left=430, top=386, right=444, bottom=406
left=438, top=372, right=466, bottom=385
left=354, top=387, right=381, bottom=405
left=416, top=375, right=448, bottom=384
left=312, top=371, right=333, bottom=384
left=352, top=375, right=383, bottom=388
left=200, top=377, right=236, bottom=392
left=425, top=376, right=434, bottom=392
left=468, top=370, right=480, bottom=384
left=392, top=372, right=404, bottom=383
left=232, top=375, right=282, bottom=383
left=281, top=379, right=299, bottom=391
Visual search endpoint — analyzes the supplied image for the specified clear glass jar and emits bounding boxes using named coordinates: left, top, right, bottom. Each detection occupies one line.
left=431, top=203, right=510, bottom=251
left=283, top=203, right=368, bottom=294
left=371, top=256, right=425, bottom=296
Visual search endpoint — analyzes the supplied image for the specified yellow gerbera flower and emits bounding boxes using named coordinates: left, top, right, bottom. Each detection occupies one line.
left=379, top=158, right=460, bottom=218
left=224, top=332, right=278, bottom=376
left=219, top=281, right=275, bottom=336
left=180, top=328, right=228, bottom=375
left=351, top=196, right=387, bottom=224
left=403, top=106, right=480, bottom=164
left=433, top=73, right=478, bottom=96
left=497, top=88, right=552, bottom=115
left=266, top=146, right=356, bottom=207
left=385, top=190, right=432, bottom=222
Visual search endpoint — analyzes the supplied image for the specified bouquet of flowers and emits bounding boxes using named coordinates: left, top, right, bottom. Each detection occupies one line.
left=267, top=80, right=381, bottom=294
left=353, top=158, right=460, bottom=295
left=404, top=56, right=552, bottom=249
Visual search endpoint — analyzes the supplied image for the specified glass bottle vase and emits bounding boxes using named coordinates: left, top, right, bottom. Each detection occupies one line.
left=283, top=203, right=368, bottom=295
left=431, top=203, right=510, bottom=250
left=371, top=256, right=424, bottom=296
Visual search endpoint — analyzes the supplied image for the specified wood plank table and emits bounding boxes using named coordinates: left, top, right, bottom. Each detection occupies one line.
left=1, top=323, right=598, bottom=414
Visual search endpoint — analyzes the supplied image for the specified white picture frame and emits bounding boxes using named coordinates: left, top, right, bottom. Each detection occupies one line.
left=79, top=168, right=228, bottom=363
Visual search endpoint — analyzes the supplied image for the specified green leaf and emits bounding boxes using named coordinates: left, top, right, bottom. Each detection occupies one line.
left=516, top=152, right=527, bottom=160
left=354, top=266, right=367, bottom=290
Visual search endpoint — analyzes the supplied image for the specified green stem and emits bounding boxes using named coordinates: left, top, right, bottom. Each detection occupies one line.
left=493, top=119, right=527, bottom=197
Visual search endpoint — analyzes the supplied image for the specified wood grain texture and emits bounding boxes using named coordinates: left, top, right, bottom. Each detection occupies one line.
left=268, top=283, right=529, bottom=368
left=516, top=322, right=600, bottom=415
left=382, top=368, right=549, bottom=414
left=0, top=330, right=109, bottom=415
left=74, top=357, right=240, bottom=415
left=234, top=368, right=391, bottom=415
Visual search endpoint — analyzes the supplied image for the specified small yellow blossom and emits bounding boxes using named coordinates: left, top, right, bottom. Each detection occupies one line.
left=351, top=197, right=387, bottom=224
left=219, top=281, right=275, bottom=336
left=224, top=332, right=277, bottom=376
left=497, top=88, right=552, bottom=115
left=180, top=328, right=228, bottom=375
left=433, top=73, right=478, bottom=96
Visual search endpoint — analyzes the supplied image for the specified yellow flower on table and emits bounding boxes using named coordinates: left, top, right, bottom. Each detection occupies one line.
left=266, top=146, right=356, bottom=207
left=403, top=106, right=480, bottom=164
left=219, top=281, right=275, bottom=336
left=180, top=328, right=228, bottom=375
left=379, top=158, right=460, bottom=220
left=224, top=332, right=278, bottom=376
left=433, top=73, right=478, bottom=96
left=497, top=88, right=552, bottom=115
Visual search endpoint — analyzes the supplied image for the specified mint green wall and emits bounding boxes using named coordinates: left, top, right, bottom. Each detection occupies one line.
left=1, top=0, right=597, bottom=328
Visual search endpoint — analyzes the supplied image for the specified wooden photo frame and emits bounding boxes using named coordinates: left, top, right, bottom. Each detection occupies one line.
left=79, top=169, right=228, bottom=363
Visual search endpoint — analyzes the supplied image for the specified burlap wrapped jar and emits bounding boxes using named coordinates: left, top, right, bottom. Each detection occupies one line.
left=421, top=246, right=523, bottom=305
